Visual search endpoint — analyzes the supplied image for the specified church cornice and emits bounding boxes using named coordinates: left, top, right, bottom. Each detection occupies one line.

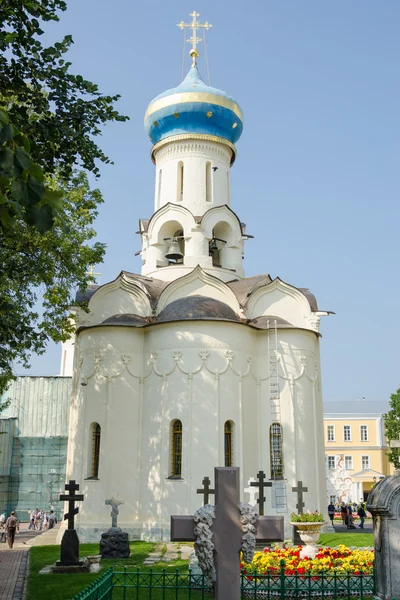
left=150, top=133, right=237, bottom=165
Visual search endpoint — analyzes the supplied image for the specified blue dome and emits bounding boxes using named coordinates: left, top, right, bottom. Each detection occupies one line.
left=144, top=65, right=244, bottom=147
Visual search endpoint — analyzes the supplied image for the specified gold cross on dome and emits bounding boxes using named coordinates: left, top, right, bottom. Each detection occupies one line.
left=86, top=265, right=101, bottom=284
left=177, top=10, right=212, bottom=65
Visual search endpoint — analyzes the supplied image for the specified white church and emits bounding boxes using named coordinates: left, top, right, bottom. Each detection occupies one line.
left=64, top=13, right=330, bottom=541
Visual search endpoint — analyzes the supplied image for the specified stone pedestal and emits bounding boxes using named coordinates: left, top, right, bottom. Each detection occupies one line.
left=56, top=529, right=83, bottom=566
left=367, top=475, right=400, bottom=600
left=100, top=527, right=130, bottom=558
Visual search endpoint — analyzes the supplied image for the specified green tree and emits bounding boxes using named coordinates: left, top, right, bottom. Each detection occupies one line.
left=0, top=171, right=105, bottom=395
left=0, top=1, right=128, bottom=180
left=384, top=388, right=400, bottom=470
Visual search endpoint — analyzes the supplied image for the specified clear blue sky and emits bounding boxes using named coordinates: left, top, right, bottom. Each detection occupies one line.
left=20, top=0, right=400, bottom=404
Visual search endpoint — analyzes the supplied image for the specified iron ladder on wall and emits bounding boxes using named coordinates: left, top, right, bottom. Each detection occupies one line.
left=268, top=319, right=287, bottom=513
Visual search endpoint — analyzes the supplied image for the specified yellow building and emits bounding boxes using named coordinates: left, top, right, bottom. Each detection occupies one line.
left=323, top=401, right=395, bottom=503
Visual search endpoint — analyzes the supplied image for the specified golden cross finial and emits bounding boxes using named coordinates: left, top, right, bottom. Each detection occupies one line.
left=177, top=10, right=212, bottom=66
left=86, top=265, right=101, bottom=285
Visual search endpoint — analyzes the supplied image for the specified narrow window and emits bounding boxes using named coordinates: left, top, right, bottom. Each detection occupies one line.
left=171, top=420, right=182, bottom=477
left=327, top=425, right=335, bottom=441
left=177, top=161, right=184, bottom=201
left=344, top=455, right=353, bottom=470
left=227, top=171, right=230, bottom=203
left=361, top=455, right=370, bottom=469
left=343, top=425, right=352, bottom=442
left=157, top=169, right=162, bottom=206
left=89, top=422, right=101, bottom=479
left=327, top=456, right=335, bottom=469
left=270, top=423, right=284, bottom=480
left=329, top=495, right=336, bottom=504
left=206, top=161, right=212, bottom=202
left=360, top=425, right=368, bottom=442
left=224, top=421, right=233, bottom=467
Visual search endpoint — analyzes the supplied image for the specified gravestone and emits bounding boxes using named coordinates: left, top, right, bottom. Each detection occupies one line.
left=54, top=480, right=86, bottom=572
left=367, top=474, right=400, bottom=600
left=292, top=480, right=309, bottom=546
left=250, top=470, right=272, bottom=516
left=171, top=467, right=284, bottom=600
left=100, top=495, right=130, bottom=558
left=197, top=476, right=215, bottom=504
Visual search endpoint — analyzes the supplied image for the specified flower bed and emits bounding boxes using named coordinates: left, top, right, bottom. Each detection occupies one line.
left=240, top=546, right=375, bottom=598
left=241, top=545, right=374, bottom=576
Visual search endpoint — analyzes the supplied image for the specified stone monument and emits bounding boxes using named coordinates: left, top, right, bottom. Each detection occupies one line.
left=54, top=480, right=87, bottom=573
left=100, top=494, right=130, bottom=558
left=367, top=474, right=400, bottom=600
left=171, top=467, right=284, bottom=600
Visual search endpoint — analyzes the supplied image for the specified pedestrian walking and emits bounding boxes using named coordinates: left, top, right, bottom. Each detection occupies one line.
left=5, top=511, right=19, bottom=549
left=327, top=501, right=335, bottom=526
left=357, top=503, right=367, bottom=529
left=48, top=510, right=56, bottom=530
left=340, top=502, right=347, bottom=526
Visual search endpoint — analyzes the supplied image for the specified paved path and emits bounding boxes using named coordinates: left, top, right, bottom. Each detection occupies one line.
left=0, top=523, right=60, bottom=599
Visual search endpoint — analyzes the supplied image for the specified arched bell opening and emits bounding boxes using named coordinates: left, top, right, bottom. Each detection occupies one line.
left=209, top=221, right=234, bottom=269
left=156, top=220, right=185, bottom=267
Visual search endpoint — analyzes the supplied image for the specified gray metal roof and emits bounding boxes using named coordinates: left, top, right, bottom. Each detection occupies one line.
left=157, top=295, right=241, bottom=323
left=324, top=401, right=390, bottom=415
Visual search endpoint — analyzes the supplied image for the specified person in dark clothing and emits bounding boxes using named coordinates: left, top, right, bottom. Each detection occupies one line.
left=340, top=502, right=347, bottom=525
left=328, top=502, right=335, bottom=525
left=5, top=511, right=19, bottom=549
left=357, top=503, right=367, bottom=529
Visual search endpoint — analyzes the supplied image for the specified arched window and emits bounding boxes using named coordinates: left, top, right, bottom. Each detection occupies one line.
left=270, top=423, right=284, bottom=480
left=206, top=161, right=212, bottom=202
left=89, top=422, right=101, bottom=479
left=177, top=161, right=184, bottom=201
left=224, top=420, right=233, bottom=467
left=170, top=419, right=183, bottom=478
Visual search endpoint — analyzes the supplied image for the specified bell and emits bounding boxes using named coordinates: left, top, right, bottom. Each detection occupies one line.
left=165, top=239, right=183, bottom=261
left=209, top=238, right=218, bottom=252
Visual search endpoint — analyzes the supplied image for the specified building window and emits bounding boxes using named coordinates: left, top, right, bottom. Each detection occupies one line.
left=360, top=425, right=368, bottom=442
left=177, top=161, right=184, bottom=201
left=227, top=171, right=230, bottom=202
left=170, top=420, right=182, bottom=478
left=344, top=455, right=353, bottom=470
left=270, top=423, right=284, bottom=480
left=89, top=422, right=101, bottom=479
left=327, top=425, right=335, bottom=442
left=327, top=456, right=335, bottom=470
left=206, top=161, right=212, bottom=202
left=224, top=421, right=233, bottom=467
left=330, top=495, right=336, bottom=504
left=343, top=425, right=352, bottom=441
left=361, top=455, right=370, bottom=470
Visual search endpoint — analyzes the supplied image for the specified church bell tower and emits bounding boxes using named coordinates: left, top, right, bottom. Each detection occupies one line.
left=139, top=11, right=249, bottom=282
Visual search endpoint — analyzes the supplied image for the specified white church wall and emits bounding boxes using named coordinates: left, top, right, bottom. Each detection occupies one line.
left=87, top=279, right=151, bottom=325
left=154, top=140, right=231, bottom=214
left=246, top=280, right=314, bottom=330
left=156, top=267, right=241, bottom=314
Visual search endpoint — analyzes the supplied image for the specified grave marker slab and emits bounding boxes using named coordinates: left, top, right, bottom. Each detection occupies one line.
left=171, top=467, right=284, bottom=600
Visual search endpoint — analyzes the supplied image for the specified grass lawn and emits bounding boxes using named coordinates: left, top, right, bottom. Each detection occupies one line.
left=28, top=535, right=374, bottom=600
left=319, top=533, right=374, bottom=547
left=27, top=541, right=210, bottom=600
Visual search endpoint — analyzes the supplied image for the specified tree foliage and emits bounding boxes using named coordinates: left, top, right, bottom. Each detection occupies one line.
left=0, top=107, right=62, bottom=231
left=0, top=0, right=128, bottom=181
left=0, top=171, right=105, bottom=395
left=0, top=1, right=128, bottom=392
left=384, top=388, right=400, bottom=470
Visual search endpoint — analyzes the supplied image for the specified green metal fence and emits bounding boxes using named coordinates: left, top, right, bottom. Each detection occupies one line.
left=71, top=564, right=376, bottom=600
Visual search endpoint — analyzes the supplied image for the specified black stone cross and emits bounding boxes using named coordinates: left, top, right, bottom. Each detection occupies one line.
left=292, top=480, right=308, bottom=514
left=60, top=480, right=84, bottom=529
left=197, top=476, right=215, bottom=505
left=56, top=480, right=84, bottom=568
left=250, top=470, right=272, bottom=516
left=171, top=467, right=284, bottom=600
